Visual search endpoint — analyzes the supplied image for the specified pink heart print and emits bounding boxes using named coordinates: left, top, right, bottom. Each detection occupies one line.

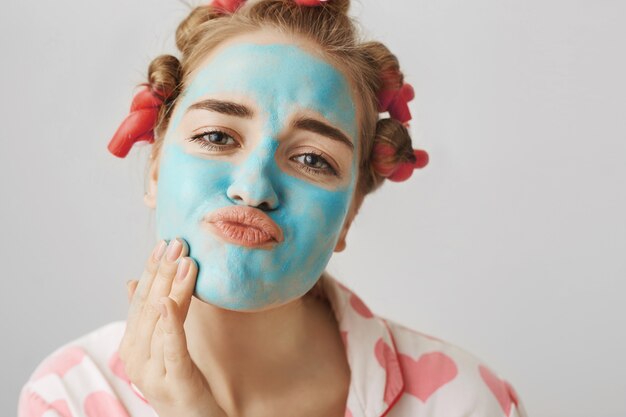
left=108, top=351, right=129, bottom=382
left=350, top=293, right=374, bottom=318
left=479, top=364, right=519, bottom=416
left=374, top=339, right=404, bottom=404
left=399, top=351, right=458, bottom=401
left=32, top=346, right=85, bottom=381
left=19, top=396, right=71, bottom=417
left=375, top=339, right=458, bottom=402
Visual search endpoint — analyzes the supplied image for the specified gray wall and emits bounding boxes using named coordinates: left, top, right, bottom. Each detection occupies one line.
left=2, top=0, right=625, bottom=416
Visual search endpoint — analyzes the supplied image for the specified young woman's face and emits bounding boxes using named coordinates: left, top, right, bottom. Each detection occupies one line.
left=152, top=34, right=359, bottom=311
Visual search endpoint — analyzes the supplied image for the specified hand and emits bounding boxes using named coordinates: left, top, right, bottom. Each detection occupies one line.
left=120, top=238, right=225, bottom=417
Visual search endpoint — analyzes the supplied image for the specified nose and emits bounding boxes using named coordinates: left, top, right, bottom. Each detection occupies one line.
left=226, top=143, right=280, bottom=210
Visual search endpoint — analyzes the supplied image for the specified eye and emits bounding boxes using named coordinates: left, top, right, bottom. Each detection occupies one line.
left=292, top=152, right=338, bottom=177
left=187, top=129, right=239, bottom=151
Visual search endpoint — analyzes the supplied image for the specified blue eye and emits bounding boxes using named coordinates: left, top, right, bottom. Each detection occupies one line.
left=188, top=129, right=238, bottom=150
left=292, top=152, right=338, bottom=177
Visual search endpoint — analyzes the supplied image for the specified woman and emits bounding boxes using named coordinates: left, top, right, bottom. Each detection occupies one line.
left=19, top=1, right=527, bottom=416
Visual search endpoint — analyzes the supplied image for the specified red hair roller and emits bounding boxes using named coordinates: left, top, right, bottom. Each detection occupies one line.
left=377, top=83, right=415, bottom=124
left=107, top=87, right=165, bottom=158
left=211, top=0, right=327, bottom=14
left=293, top=0, right=329, bottom=5
left=372, top=143, right=429, bottom=183
left=211, top=0, right=247, bottom=14
left=388, top=149, right=429, bottom=182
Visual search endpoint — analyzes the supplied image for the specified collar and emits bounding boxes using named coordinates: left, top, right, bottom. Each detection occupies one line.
left=319, top=273, right=404, bottom=417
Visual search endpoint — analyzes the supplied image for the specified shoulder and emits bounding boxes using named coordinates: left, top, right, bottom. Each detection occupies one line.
left=18, top=321, right=152, bottom=417
left=321, top=275, right=527, bottom=417
left=382, top=318, right=527, bottom=417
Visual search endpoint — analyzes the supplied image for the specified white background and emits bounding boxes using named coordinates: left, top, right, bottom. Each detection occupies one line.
left=1, top=0, right=625, bottom=416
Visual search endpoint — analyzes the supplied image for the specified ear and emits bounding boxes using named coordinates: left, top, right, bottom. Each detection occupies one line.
left=334, top=220, right=351, bottom=252
left=334, top=194, right=362, bottom=252
left=143, top=154, right=160, bottom=209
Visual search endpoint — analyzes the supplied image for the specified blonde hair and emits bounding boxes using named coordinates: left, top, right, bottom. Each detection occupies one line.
left=147, top=0, right=416, bottom=202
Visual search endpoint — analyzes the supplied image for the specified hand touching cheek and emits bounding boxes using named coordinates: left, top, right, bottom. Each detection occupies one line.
left=120, top=239, right=226, bottom=417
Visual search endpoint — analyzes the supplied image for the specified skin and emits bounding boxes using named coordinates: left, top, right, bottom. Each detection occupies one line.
left=120, top=29, right=364, bottom=417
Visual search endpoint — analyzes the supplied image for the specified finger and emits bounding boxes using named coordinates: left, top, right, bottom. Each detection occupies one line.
left=148, top=299, right=168, bottom=375
left=121, top=240, right=167, bottom=352
left=126, top=280, right=139, bottom=303
left=148, top=257, right=194, bottom=374
left=127, top=240, right=167, bottom=322
left=158, top=297, right=194, bottom=379
left=169, top=257, right=198, bottom=323
left=137, top=238, right=188, bottom=355
left=147, top=238, right=188, bottom=305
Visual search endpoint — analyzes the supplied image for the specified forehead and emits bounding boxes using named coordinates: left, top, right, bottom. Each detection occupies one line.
left=177, top=41, right=358, bottom=140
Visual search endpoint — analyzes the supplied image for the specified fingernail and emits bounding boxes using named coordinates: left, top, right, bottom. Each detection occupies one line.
left=158, top=300, right=168, bottom=319
left=166, top=239, right=183, bottom=262
left=152, top=240, right=167, bottom=261
left=176, top=258, right=190, bottom=281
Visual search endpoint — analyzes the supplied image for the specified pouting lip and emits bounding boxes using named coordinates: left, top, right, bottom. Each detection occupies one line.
left=203, top=206, right=284, bottom=247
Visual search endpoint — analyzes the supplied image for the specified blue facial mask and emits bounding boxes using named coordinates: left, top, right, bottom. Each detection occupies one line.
left=156, top=42, right=358, bottom=310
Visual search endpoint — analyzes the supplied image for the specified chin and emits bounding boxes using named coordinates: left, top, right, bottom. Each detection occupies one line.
left=192, top=268, right=317, bottom=312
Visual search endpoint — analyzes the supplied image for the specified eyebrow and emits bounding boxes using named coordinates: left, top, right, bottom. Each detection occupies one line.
left=187, top=99, right=254, bottom=118
left=293, top=117, right=354, bottom=150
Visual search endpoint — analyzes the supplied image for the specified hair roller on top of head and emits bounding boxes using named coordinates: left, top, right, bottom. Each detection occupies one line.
left=107, top=87, right=169, bottom=158
left=209, top=0, right=330, bottom=14
left=293, top=0, right=329, bottom=6
left=211, top=0, right=247, bottom=14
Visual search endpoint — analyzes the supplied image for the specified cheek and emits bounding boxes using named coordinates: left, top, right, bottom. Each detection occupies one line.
left=156, top=143, right=231, bottom=229
left=282, top=175, right=352, bottom=250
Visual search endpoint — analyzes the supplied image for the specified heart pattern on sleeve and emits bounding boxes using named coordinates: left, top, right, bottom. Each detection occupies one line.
left=32, top=346, right=85, bottom=381
left=479, top=364, right=519, bottom=416
left=399, top=351, right=458, bottom=402
left=375, top=338, right=458, bottom=402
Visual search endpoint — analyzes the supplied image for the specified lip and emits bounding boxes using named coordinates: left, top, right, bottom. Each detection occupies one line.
left=203, top=206, right=284, bottom=249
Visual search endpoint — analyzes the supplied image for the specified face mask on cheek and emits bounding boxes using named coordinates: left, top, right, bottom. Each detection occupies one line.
left=154, top=42, right=358, bottom=311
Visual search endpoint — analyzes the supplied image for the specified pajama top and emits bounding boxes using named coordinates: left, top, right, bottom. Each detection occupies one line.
left=19, top=274, right=528, bottom=417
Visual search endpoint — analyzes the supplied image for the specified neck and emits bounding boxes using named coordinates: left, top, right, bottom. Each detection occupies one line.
left=184, top=281, right=347, bottom=415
